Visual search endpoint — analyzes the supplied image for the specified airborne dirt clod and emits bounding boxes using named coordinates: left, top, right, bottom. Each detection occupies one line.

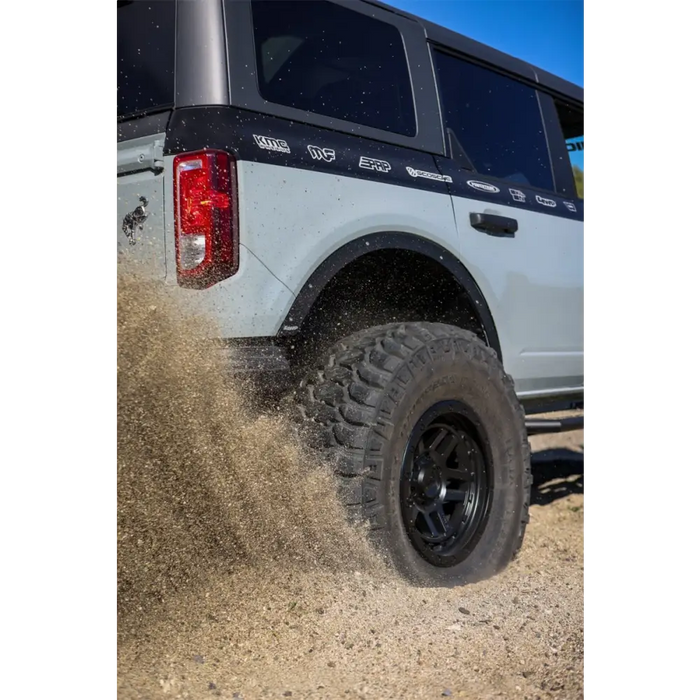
left=117, top=269, right=583, bottom=700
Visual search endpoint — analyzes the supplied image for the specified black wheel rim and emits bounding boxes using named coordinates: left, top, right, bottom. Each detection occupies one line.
left=400, top=400, right=491, bottom=567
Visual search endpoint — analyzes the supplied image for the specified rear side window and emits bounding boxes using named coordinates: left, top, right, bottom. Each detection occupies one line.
left=433, top=50, right=554, bottom=192
left=117, top=0, right=176, bottom=118
left=251, top=0, right=416, bottom=136
left=555, top=102, right=584, bottom=198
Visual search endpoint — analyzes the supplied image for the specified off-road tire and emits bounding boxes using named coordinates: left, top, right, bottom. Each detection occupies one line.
left=296, top=322, right=531, bottom=586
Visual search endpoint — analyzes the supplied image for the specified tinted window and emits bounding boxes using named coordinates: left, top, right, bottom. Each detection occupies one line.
left=433, top=51, right=554, bottom=191
left=117, top=0, right=176, bottom=118
left=556, top=102, right=583, bottom=198
left=251, top=0, right=416, bottom=136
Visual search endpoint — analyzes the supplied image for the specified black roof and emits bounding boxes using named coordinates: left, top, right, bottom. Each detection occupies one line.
left=364, top=0, right=583, bottom=105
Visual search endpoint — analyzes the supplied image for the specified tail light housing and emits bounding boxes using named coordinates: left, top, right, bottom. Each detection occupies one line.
left=173, top=149, right=239, bottom=288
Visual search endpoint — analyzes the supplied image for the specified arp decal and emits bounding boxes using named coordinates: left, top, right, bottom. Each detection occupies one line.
left=563, top=201, right=577, bottom=213
left=509, top=188, right=526, bottom=203
left=467, top=180, right=500, bottom=194
left=406, top=167, right=452, bottom=183
left=359, top=156, right=391, bottom=173
left=307, top=145, right=336, bottom=163
left=535, top=195, right=557, bottom=208
left=253, top=134, right=291, bottom=154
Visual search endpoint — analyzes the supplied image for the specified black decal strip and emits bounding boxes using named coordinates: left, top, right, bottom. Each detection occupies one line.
left=434, top=156, right=583, bottom=221
left=164, top=106, right=583, bottom=222
left=165, top=106, right=449, bottom=195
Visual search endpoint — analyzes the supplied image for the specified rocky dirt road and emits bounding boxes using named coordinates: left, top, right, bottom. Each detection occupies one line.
left=118, top=426, right=582, bottom=700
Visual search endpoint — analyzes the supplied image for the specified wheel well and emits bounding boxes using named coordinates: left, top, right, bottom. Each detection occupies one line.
left=286, top=248, right=497, bottom=373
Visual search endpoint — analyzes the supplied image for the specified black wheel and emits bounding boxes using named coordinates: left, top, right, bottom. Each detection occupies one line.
left=296, top=322, right=531, bottom=586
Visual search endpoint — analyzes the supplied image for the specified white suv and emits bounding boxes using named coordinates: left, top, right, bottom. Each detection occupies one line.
left=118, top=0, right=583, bottom=585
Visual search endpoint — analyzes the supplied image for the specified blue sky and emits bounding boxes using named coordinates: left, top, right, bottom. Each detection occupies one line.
left=392, top=0, right=584, bottom=171
left=390, top=0, right=583, bottom=87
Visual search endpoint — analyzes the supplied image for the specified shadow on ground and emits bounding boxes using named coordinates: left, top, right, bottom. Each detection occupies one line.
left=530, top=447, right=584, bottom=506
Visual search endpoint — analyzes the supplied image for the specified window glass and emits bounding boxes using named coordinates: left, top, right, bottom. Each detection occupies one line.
left=556, top=102, right=584, bottom=199
left=251, top=0, right=416, bottom=136
left=433, top=50, right=554, bottom=191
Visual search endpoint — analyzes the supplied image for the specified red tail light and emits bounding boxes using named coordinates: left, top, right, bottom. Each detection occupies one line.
left=173, top=150, right=239, bottom=288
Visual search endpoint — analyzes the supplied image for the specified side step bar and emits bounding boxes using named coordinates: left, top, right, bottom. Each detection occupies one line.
left=526, top=416, right=583, bottom=435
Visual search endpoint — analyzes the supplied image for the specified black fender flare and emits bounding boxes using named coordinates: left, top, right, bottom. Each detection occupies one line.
left=276, top=232, right=502, bottom=361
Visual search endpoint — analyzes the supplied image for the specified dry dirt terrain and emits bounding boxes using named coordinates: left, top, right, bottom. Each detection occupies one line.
left=117, top=272, right=583, bottom=700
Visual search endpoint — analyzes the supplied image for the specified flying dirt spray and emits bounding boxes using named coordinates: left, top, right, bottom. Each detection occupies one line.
left=117, top=266, right=583, bottom=700
left=117, top=266, right=385, bottom=625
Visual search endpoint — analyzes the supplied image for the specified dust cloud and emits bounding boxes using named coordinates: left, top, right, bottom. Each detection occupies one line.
left=117, top=266, right=583, bottom=700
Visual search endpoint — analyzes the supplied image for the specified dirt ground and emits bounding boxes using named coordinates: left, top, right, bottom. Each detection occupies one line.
left=117, top=272, right=583, bottom=700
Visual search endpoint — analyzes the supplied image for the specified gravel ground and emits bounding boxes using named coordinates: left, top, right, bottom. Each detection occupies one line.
left=117, top=273, right=583, bottom=700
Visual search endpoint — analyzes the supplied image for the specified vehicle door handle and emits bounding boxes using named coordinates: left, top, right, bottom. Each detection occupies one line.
left=469, top=213, right=518, bottom=237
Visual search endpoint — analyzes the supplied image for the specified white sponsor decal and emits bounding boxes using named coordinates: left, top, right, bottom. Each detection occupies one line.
left=359, top=156, right=391, bottom=173
left=307, top=145, right=336, bottom=162
left=406, top=167, right=453, bottom=183
left=509, top=188, right=526, bottom=203
left=253, top=134, right=291, bottom=154
left=563, top=201, right=577, bottom=212
left=535, top=195, right=557, bottom=208
left=467, top=180, right=500, bottom=194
